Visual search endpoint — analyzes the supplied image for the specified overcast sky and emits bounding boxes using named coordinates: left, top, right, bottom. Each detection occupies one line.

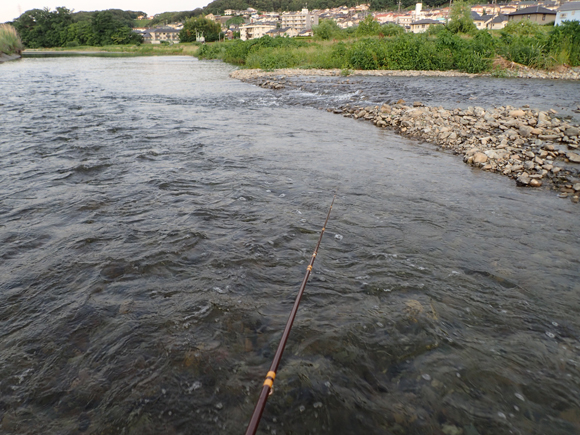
left=1, top=0, right=210, bottom=23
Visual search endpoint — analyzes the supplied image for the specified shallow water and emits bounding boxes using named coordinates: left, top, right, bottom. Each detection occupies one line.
left=1, top=57, right=580, bottom=435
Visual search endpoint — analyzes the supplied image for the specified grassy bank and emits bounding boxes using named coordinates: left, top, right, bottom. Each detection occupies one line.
left=23, top=43, right=200, bottom=56
left=0, top=24, right=23, bottom=55
left=197, top=20, right=580, bottom=74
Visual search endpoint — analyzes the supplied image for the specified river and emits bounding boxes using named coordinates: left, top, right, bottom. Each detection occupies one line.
left=1, top=56, right=579, bottom=435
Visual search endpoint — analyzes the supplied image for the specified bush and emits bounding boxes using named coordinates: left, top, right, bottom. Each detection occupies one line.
left=356, top=15, right=381, bottom=37
left=0, top=24, right=23, bottom=54
left=447, top=1, right=478, bottom=35
left=547, top=20, right=580, bottom=66
left=313, top=19, right=342, bottom=40
left=380, top=23, right=405, bottom=37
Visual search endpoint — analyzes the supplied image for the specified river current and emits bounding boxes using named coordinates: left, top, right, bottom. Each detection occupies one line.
left=1, top=56, right=579, bottom=435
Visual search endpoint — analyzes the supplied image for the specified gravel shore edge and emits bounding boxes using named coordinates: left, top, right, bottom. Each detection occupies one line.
left=230, top=68, right=580, bottom=204
left=230, top=67, right=580, bottom=81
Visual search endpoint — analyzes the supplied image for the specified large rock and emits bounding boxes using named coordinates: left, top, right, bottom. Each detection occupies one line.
left=510, top=109, right=526, bottom=118
left=473, top=152, right=488, bottom=163
left=381, top=104, right=391, bottom=114
left=519, top=125, right=533, bottom=137
left=537, top=112, right=550, bottom=127
left=517, top=174, right=530, bottom=185
left=566, top=127, right=579, bottom=137
left=567, top=152, right=580, bottom=163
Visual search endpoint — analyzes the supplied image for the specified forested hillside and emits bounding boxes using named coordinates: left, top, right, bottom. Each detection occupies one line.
left=202, top=0, right=449, bottom=14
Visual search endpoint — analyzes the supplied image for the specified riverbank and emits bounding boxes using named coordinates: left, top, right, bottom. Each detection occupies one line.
left=0, top=53, right=21, bottom=62
left=231, top=65, right=580, bottom=81
left=233, top=69, right=580, bottom=203
left=22, top=44, right=199, bottom=57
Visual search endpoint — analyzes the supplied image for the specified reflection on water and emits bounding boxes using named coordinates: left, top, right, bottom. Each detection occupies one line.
left=1, top=57, right=580, bottom=435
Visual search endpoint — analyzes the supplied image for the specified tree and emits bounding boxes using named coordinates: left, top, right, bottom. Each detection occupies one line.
left=179, top=16, right=222, bottom=42
left=447, top=1, right=477, bottom=35
left=313, top=19, right=341, bottom=40
left=357, top=14, right=381, bottom=36
left=13, top=7, right=72, bottom=48
left=225, top=16, right=245, bottom=28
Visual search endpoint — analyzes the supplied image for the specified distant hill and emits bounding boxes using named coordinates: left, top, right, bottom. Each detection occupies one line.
left=202, top=0, right=449, bottom=14
left=150, top=0, right=449, bottom=23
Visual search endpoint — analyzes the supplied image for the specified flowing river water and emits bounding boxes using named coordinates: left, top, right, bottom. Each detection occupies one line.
left=1, top=56, right=580, bottom=435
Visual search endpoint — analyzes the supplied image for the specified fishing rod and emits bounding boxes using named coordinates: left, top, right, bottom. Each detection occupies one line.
left=245, top=195, right=336, bottom=435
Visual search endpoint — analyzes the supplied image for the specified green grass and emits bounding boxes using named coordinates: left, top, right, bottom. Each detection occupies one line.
left=0, top=24, right=23, bottom=55
left=196, top=21, right=580, bottom=73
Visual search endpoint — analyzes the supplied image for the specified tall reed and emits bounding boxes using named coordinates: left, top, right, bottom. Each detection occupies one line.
left=0, top=24, right=23, bottom=55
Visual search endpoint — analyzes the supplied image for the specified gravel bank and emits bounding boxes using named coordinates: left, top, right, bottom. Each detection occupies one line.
left=230, top=66, right=580, bottom=81
left=337, top=102, right=580, bottom=203
left=232, top=69, right=580, bottom=203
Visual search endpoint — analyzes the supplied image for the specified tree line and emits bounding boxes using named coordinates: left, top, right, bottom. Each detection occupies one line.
left=202, top=0, right=448, bottom=15
left=12, top=8, right=145, bottom=48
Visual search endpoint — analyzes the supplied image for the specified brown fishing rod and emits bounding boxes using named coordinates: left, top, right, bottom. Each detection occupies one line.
left=245, top=195, right=336, bottom=435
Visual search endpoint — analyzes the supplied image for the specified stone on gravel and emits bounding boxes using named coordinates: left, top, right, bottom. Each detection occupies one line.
left=568, top=152, right=580, bottom=163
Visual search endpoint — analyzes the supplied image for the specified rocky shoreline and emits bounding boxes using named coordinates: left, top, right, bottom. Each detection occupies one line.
left=232, top=69, right=580, bottom=203
left=230, top=66, right=580, bottom=81
left=336, top=102, right=580, bottom=202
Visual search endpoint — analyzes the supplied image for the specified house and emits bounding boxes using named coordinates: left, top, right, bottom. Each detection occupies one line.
left=239, top=22, right=277, bottom=40
left=486, top=14, right=509, bottom=29
left=147, top=27, right=180, bottom=43
left=555, top=1, right=580, bottom=25
left=280, top=8, right=319, bottom=30
left=408, top=18, right=443, bottom=33
left=471, top=4, right=502, bottom=15
left=507, top=5, right=557, bottom=23
left=471, top=11, right=495, bottom=29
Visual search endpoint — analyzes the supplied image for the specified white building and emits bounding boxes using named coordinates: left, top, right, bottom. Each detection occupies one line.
left=555, top=1, right=580, bottom=25
left=239, top=22, right=278, bottom=40
left=280, top=8, right=319, bottom=30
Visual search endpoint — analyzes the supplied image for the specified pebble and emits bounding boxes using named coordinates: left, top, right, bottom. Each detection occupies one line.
left=421, top=374, right=431, bottom=381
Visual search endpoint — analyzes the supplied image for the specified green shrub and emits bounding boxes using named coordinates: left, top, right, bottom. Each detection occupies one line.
left=313, top=19, right=343, bottom=40
left=547, top=20, right=580, bottom=66
left=356, top=15, right=382, bottom=37
left=380, top=23, right=405, bottom=37
left=447, top=1, right=478, bottom=35
left=0, top=24, right=24, bottom=54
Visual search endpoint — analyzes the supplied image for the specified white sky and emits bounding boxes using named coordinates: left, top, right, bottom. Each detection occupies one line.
left=1, top=0, right=211, bottom=23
